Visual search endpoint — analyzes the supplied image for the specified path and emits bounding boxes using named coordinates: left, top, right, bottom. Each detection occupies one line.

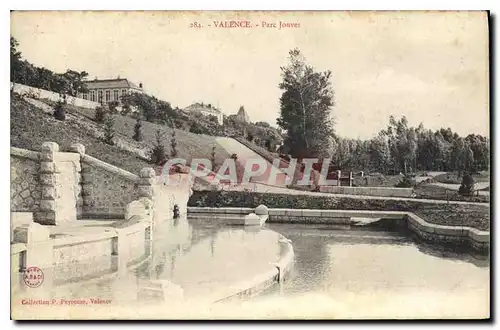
left=250, top=182, right=489, bottom=207
left=215, top=137, right=288, bottom=186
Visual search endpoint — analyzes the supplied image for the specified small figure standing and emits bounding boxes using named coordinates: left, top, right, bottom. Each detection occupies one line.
left=173, top=204, right=180, bottom=219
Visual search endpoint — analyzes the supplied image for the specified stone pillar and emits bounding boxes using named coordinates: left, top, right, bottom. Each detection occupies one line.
left=337, top=170, right=341, bottom=187
left=349, top=171, right=353, bottom=187
left=36, top=141, right=82, bottom=225
left=138, top=167, right=155, bottom=199
left=69, top=143, right=85, bottom=218
left=111, top=228, right=130, bottom=276
left=37, top=142, right=58, bottom=225
left=13, top=222, right=53, bottom=299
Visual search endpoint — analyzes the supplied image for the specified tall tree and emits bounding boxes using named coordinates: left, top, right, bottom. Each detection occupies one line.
left=103, top=115, right=115, bottom=145
left=277, top=48, right=335, bottom=159
left=133, top=118, right=143, bottom=141
left=10, top=37, right=23, bottom=83
left=63, top=70, right=89, bottom=96
left=169, top=120, right=178, bottom=158
left=369, top=135, right=392, bottom=173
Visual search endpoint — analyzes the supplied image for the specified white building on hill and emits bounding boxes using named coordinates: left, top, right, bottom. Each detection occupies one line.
left=183, top=102, right=224, bottom=125
left=78, top=78, right=144, bottom=104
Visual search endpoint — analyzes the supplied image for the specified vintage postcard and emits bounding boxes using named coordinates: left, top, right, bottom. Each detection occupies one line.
left=10, top=10, right=490, bottom=320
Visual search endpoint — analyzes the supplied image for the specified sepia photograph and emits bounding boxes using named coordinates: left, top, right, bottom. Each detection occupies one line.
left=9, top=10, right=490, bottom=320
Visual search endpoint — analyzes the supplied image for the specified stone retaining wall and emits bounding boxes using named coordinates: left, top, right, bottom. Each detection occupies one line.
left=11, top=148, right=41, bottom=213
left=187, top=207, right=490, bottom=253
left=11, top=82, right=99, bottom=109
left=11, top=143, right=192, bottom=223
left=80, top=154, right=140, bottom=218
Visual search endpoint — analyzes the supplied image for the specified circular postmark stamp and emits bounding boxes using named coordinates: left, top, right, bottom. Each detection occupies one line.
left=23, top=266, right=44, bottom=288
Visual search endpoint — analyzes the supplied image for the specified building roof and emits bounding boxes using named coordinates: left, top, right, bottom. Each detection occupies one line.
left=236, top=106, right=250, bottom=122
left=184, top=102, right=222, bottom=114
left=84, top=78, right=143, bottom=90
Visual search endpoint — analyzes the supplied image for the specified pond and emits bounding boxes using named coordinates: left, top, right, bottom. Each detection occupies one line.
left=19, top=216, right=489, bottom=319
left=248, top=223, right=490, bottom=319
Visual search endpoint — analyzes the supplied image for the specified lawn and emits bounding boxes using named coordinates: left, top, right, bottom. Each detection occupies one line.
left=414, top=184, right=489, bottom=203
left=11, top=96, right=150, bottom=174
left=27, top=99, right=232, bottom=170
left=433, top=171, right=490, bottom=185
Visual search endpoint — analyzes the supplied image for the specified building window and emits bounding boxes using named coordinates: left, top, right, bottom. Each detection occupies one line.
left=105, top=90, right=111, bottom=102
left=113, top=89, right=119, bottom=101
left=90, top=90, right=95, bottom=102
left=98, top=90, right=103, bottom=103
left=122, top=89, right=127, bottom=97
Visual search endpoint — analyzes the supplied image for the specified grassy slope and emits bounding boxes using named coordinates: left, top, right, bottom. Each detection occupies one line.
left=11, top=97, right=150, bottom=174
left=414, top=184, right=489, bottom=203
left=56, top=102, right=231, bottom=169
left=433, top=171, right=490, bottom=184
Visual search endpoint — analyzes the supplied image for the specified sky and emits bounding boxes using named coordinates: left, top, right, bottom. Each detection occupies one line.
left=10, top=11, right=489, bottom=139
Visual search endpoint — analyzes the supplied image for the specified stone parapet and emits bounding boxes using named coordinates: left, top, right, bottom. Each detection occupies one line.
left=187, top=207, right=490, bottom=253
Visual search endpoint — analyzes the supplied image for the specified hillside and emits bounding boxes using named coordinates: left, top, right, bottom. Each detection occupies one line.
left=11, top=95, right=148, bottom=173
left=11, top=95, right=232, bottom=174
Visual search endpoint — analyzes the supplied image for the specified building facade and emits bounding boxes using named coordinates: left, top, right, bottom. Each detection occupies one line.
left=78, top=78, right=144, bottom=104
left=183, top=102, right=224, bottom=125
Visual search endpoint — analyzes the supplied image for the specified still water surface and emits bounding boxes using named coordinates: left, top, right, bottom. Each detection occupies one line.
left=251, top=223, right=490, bottom=319
left=24, top=216, right=489, bottom=319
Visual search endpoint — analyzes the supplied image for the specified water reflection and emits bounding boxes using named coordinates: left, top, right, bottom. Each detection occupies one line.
left=135, top=216, right=283, bottom=300
left=265, top=223, right=490, bottom=310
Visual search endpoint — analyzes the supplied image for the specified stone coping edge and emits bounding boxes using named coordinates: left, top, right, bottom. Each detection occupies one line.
left=188, top=207, right=255, bottom=214
left=187, top=207, right=489, bottom=249
left=51, top=221, right=149, bottom=248
left=81, top=154, right=140, bottom=183
left=211, top=233, right=294, bottom=304
left=11, top=243, right=27, bottom=255
left=11, top=147, right=40, bottom=161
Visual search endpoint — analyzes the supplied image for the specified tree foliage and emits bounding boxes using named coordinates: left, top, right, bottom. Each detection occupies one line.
left=53, top=100, right=66, bottom=121
left=459, top=172, right=475, bottom=196
left=11, top=37, right=88, bottom=96
left=277, top=48, right=335, bottom=159
left=103, top=115, right=115, bottom=145
left=94, top=106, right=106, bottom=123
left=149, top=130, right=167, bottom=165
left=169, top=120, right=178, bottom=158
left=329, top=117, right=489, bottom=175
left=133, top=118, right=143, bottom=142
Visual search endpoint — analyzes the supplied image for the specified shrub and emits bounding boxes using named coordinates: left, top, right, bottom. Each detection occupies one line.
left=149, top=129, right=167, bottom=165
left=108, top=101, right=119, bottom=114
left=189, top=122, right=205, bottom=134
left=395, top=175, right=414, bottom=188
left=170, top=124, right=178, bottom=158
left=210, top=145, right=216, bottom=169
left=133, top=118, right=143, bottom=142
left=458, top=172, right=475, bottom=196
left=121, top=104, right=132, bottom=116
left=103, top=115, right=115, bottom=145
left=94, top=106, right=106, bottom=123
left=53, top=100, right=66, bottom=121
